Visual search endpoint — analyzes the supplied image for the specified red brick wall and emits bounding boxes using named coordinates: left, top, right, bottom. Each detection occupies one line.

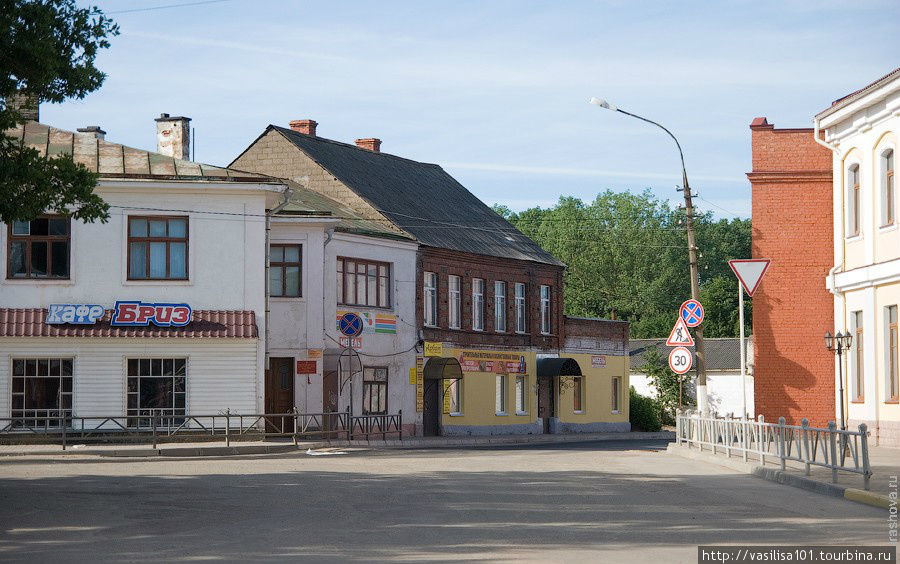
left=418, top=246, right=565, bottom=350
left=748, top=118, right=835, bottom=426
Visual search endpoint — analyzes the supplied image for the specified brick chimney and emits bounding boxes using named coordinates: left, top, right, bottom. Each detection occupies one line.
left=77, top=126, right=106, bottom=140
left=289, top=119, right=317, bottom=136
left=7, top=91, right=39, bottom=122
left=155, top=113, right=191, bottom=160
left=355, top=138, right=381, bottom=152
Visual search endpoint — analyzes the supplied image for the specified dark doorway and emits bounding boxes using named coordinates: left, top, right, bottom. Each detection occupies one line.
left=423, top=381, right=440, bottom=436
left=265, top=357, right=294, bottom=432
left=537, top=377, right=555, bottom=434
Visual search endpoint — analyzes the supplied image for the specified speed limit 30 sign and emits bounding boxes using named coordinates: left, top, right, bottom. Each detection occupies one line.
left=668, top=346, right=693, bottom=375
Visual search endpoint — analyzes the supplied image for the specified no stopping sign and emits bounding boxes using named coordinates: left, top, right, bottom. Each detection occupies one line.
left=668, top=346, right=693, bottom=375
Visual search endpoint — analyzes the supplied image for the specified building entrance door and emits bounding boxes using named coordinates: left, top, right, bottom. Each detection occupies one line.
left=423, top=381, right=440, bottom=436
left=537, top=377, right=555, bottom=434
left=265, top=357, right=294, bottom=432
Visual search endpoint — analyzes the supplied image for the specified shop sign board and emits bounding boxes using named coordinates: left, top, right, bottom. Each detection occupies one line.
left=46, top=304, right=105, bottom=325
left=424, top=341, right=443, bottom=357
left=339, top=336, right=363, bottom=349
left=111, top=301, right=191, bottom=327
left=459, top=350, right=526, bottom=374
left=307, top=349, right=323, bottom=360
left=296, top=360, right=317, bottom=374
left=442, top=380, right=452, bottom=414
left=409, top=367, right=416, bottom=385
left=415, top=356, right=425, bottom=412
left=591, top=355, right=607, bottom=368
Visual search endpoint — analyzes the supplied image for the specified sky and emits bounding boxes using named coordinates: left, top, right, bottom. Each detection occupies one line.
left=42, top=0, right=900, bottom=220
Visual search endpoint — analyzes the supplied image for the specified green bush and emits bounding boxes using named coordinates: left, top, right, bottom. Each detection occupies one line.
left=629, top=386, right=662, bottom=432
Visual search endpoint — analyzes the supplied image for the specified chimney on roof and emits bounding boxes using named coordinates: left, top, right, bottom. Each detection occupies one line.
left=7, top=91, right=39, bottom=122
left=289, top=119, right=317, bottom=136
left=77, top=126, right=106, bottom=140
left=355, top=138, right=381, bottom=152
left=155, top=113, right=191, bottom=160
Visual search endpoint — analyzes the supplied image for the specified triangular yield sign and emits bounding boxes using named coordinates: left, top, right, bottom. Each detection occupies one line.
left=729, top=259, right=771, bottom=297
left=666, top=317, right=695, bottom=347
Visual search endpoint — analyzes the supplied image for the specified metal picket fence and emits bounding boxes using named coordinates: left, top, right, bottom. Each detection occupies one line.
left=676, top=413, right=872, bottom=490
left=0, top=408, right=403, bottom=451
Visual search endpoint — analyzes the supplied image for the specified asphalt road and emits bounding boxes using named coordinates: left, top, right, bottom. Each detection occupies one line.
left=0, top=440, right=888, bottom=563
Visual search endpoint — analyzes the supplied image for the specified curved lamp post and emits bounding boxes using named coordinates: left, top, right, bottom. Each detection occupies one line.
left=589, top=97, right=709, bottom=415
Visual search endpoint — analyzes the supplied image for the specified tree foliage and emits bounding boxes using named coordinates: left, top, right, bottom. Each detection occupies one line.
left=0, top=0, right=118, bottom=223
left=497, top=190, right=751, bottom=338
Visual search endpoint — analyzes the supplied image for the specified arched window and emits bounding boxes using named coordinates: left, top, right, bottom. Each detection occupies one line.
left=848, top=164, right=861, bottom=237
left=882, top=148, right=895, bottom=227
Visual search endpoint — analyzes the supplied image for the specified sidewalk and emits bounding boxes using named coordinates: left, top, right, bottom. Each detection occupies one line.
left=667, top=442, right=899, bottom=509
left=0, top=431, right=674, bottom=458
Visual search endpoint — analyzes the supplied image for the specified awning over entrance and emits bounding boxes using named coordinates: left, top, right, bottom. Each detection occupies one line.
left=423, top=357, right=463, bottom=380
left=536, top=357, right=582, bottom=378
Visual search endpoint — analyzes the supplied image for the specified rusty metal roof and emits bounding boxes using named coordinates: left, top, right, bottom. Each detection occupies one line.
left=0, top=309, right=258, bottom=339
left=7, top=121, right=277, bottom=182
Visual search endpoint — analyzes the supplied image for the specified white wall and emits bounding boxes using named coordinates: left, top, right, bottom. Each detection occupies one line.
left=0, top=338, right=258, bottom=419
left=631, top=370, right=755, bottom=418
left=0, top=179, right=276, bottom=412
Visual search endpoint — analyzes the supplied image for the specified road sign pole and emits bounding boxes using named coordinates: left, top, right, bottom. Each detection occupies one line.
left=739, top=282, right=746, bottom=420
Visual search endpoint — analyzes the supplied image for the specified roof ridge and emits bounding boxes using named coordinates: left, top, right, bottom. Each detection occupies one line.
left=272, top=125, right=443, bottom=168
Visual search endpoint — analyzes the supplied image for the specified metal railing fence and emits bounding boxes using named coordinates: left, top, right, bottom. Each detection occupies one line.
left=0, top=408, right=402, bottom=451
left=676, top=413, right=871, bottom=490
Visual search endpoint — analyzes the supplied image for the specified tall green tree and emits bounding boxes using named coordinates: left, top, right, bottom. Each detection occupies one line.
left=499, top=191, right=751, bottom=338
left=0, top=0, right=118, bottom=224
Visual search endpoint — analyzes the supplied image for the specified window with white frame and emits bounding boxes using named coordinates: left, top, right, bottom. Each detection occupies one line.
left=611, top=376, right=621, bottom=412
left=888, top=305, right=898, bottom=403
left=495, top=374, right=507, bottom=414
left=447, top=378, right=462, bottom=414
left=448, top=275, right=461, bottom=329
left=424, top=272, right=437, bottom=327
left=515, top=375, right=527, bottom=414
left=882, top=149, right=895, bottom=227
left=848, top=164, right=861, bottom=237
left=853, top=311, right=864, bottom=401
left=494, top=281, right=506, bottom=332
left=472, top=278, right=484, bottom=331
left=11, top=358, right=73, bottom=426
left=540, top=285, right=551, bottom=334
left=515, top=282, right=526, bottom=333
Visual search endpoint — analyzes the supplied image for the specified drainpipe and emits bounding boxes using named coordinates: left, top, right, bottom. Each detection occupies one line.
left=265, top=183, right=294, bottom=373
left=814, top=117, right=856, bottom=435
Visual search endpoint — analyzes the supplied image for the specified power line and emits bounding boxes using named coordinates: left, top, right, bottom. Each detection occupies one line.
left=107, top=0, right=233, bottom=15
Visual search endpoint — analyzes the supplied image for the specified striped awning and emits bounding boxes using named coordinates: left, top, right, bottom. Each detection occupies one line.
left=0, top=309, right=258, bottom=338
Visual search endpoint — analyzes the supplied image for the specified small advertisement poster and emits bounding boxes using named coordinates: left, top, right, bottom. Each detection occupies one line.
left=591, top=355, right=607, bottom=368
left=415, top=356, right=424, bottom=412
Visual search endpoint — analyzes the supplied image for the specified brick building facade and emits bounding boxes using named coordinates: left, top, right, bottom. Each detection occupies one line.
left=747, top=117, right=834, bottom=425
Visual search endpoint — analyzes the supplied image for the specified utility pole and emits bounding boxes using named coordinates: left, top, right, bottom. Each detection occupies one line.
left=589, top=97, right=708, bottom=414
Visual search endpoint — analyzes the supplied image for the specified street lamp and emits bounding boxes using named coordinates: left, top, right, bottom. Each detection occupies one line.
left=589, top=96, right=710, bottom=415
left=825, top=330, right=852, bottom=432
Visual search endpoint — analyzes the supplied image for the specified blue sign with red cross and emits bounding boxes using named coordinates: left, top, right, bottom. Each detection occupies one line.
left=338, top=312, right=364, bottom=337
left=679, top=299, right=704, bottom=328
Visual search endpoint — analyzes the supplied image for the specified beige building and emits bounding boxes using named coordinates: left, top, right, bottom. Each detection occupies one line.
left=818, top=68, right=900, bottom=447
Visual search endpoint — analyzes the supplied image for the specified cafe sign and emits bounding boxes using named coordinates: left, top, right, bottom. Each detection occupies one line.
left=46, top=304, right=105, bottom=325
left=111, top=301, right=192, bottom=327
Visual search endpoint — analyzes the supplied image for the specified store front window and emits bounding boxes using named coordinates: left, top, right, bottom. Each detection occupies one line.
left=11, top=358, right=73, bottom=427
left=127, top=358, right=186, bottom=427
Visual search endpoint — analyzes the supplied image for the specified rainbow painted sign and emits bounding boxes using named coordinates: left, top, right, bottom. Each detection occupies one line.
left=336, top=311, right=397, bottom=335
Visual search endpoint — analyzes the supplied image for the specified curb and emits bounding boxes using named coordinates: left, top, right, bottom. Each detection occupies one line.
left=666, top=443, right=891, bottom=509
left=0, top=432, right=674, bottom=458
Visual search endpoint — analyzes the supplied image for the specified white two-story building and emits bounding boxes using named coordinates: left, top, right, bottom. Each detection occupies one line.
left=1, top=110, right=420, bottom=435
left=818, top=68, right=900, bottom=447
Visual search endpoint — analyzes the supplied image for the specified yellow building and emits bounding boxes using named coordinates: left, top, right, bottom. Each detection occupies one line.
left=417, top=319, right=630, bottom=436
left=818, top=68, right=900, bottom=447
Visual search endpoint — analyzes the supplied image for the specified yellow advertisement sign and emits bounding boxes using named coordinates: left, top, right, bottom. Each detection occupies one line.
left=409, top=367, right=416, bottom=385
left=458, top=350, right=526, bottom=374
left=442, top=380, right=452, bottom=414
left=424, top=341, right=443, bottom=357
left=415, top=356, right=424, bottom=412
